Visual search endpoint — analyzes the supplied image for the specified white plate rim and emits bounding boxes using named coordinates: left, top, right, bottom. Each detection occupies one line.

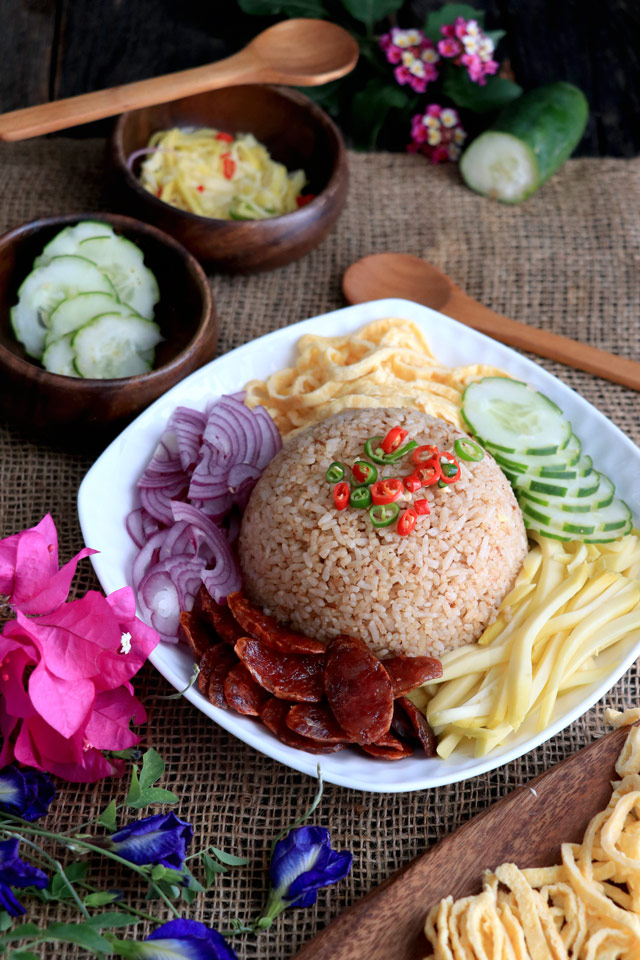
left=78, top=298, right=640, bottom=793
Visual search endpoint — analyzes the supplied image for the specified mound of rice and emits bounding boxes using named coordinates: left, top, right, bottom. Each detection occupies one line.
left=238, top=408, right=528, bottom=659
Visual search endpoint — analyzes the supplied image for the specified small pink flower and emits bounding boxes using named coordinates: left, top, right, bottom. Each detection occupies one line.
left=407, top=104, right=467, bottom=164
left=380, top=28, right=439, bottom=91
left=454, top=16, right=468, bottom=40
left=440, top=23, right=456, bottom=38
left=438, top=38, right=461, bottom=58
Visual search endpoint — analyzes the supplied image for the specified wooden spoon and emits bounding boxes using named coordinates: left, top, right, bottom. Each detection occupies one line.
left=0, top=19, right=359, bottom=141
left=343, top=253, right=640, bottom=392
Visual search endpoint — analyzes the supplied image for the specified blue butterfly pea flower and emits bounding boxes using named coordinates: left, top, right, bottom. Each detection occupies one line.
left=0, top=838, right=48, bottom=916
left=258, top=825, right=352, bottom=927
left=138, top=920, right=238, bottom=959
left=110, top=812, right=193, bottom=869
left=0, top=765, right=55, bottom=822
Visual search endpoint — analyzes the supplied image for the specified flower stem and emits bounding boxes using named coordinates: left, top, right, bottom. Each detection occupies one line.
left=0, top=821, right=181, bottom=920
left=269, top=764, right=324, bottom=858
left=8, top=832, right=90, bottom=920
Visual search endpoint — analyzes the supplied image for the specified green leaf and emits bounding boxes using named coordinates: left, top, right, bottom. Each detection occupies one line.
left=202, top=853, right=227, bottom=886
left=425, top=3, right=485, bottom=41
left=443, top=67, right=522, bottom=113
left=138, top=749, right=165, bottom=790
left=150, top=865, right=185, bottom=884
left=485, top=29, right=506, bottom=45
left=44, top=922, right=112, bottom=951
left=10, top=951, right=40, bottom=960
left=109, top=748, right=141, bottom=761
left=126, top=787, right=179, bottom=809
left=340, top=0, right=403, bottom=30
left=181, top=887, right=198, bottom=905
left=0, top=915, right=12, bottom=934
left=83, top=891, right=122, bottom=907
left=351, top=78, right=407, bottom=149
left=49, top=862, right=87, bottom=899
left=0, top=925, right=40, bottom=946
left=98, top=799, right=118, bottom=832
left=209, top=847, right=249, bottom=867
left=238, top=0, right=328, bottom=15
left=125, top=766, right=141, bottom=805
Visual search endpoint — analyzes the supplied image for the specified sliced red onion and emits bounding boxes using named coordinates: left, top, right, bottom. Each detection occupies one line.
left=126, top=146, right=176, bottom=171
left=170, top=406, right=207, bottom=472
left=126, top=507, right=161, bottom=549
left=126, top=394, right=282, bottom=641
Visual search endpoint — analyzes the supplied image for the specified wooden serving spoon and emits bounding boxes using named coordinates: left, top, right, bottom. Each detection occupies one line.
left=343, top=253, right=640, bottom=392
left=0, top=19, right=359, bottom=142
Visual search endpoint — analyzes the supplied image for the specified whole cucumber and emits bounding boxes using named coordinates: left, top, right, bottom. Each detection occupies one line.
left=460, top=82, right=589, bottom=203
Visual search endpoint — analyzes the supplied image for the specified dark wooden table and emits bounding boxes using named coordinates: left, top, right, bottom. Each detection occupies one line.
left=3, top=0, right=639, bottom=156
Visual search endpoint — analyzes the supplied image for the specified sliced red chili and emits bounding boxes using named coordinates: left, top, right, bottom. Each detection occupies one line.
left=404, top=475, right=422, bottom=493
left=413, top=444, right=440, bottom=466
left=352, top=460, right=377, bottom=485
left=439, top=452, right=461, bottom=484
left=196, top=185, right=205, bottom=193
left=371, top=478, right=403, bottom=505
left=333, top=481, right=350, bottom=510
left=381, top=426, right=408, bottom=455
left=221, top=153, right=236, bottom=179
left=412, top=462, right=440, bottom=487
left=296, top=194, right=316, bottom=208
left=397, top=508, right=417, bottom=537
left=216, top=131, right=234, bottom=142
left=414, top=499, right=430, bottom=516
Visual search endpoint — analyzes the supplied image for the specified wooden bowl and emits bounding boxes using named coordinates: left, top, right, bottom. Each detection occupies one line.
left=0, top=212, right=216, bottom=439
left=108, top=85, right=348, bottom=273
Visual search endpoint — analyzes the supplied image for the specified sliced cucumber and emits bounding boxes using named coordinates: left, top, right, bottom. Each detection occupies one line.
left=35, top=220, right=115, bottom=267
left=460, top=83, right=589, bottom=204
left=10, top=255, right=116, bottom=358
left=463, top=378, right=570, bottom=455
left=72, top=313, right=161, bottom=379
left=532, top=454, right=593, bottom=481
left=46, top=292, right=142, bottom=345
left=78, top=236, right=159, bottom=319
left=41, top=334, right=80, bottom=378
left=518, top=473, right=615, bottom=513
left=522, top=497, right=631, bottom=539
left=490, top=433, right=581, bottom=475
left=513, top=466, right=601, bottom=501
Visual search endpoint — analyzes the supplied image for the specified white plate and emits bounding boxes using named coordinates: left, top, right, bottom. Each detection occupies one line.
left=78, top=299, right=640, bottom=793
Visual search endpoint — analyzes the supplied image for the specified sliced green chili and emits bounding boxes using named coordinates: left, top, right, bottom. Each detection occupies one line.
left=369, top=502, right=400, bottom=528
left=350, top=485, right=372, bottom=509
left=325, top=462, right=345, bottom=483
left=453, top=438, right=484, bottom=462
left=364, top=436, right=419, bottom=465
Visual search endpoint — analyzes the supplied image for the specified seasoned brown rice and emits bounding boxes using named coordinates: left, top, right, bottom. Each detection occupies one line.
left=239, top=408, right=528, bottom=658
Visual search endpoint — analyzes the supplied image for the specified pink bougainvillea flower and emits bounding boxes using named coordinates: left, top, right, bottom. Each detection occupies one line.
left=380, top=27, right=440, bottom=93
left=0, top=514, right=96, bottom=616
left=408, top=105, right=467, bottom=163
left=0, top=516, right=159, bottom=782
left=438, top=17, right=498, bottom=85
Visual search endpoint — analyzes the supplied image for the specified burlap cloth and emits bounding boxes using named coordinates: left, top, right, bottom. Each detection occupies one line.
left=1, top=139, right=639, bottom=957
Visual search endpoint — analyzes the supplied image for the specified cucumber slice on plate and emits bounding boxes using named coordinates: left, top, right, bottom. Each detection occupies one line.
left=462, top=377, right=570, bottom=455
left=78, top=236, right=159, bottom=319
left=515, top=467, right=602, bottom=502
left=72, top=313, right=162, bottom=379
left=10, top=255, right=116, bottom=358
left=46, top=291, right=143, bottom=345
left=521, top=497, right=631, bottom=539
left=518, top=472, right=615, bottom=513
left=41, top=334, right=80, bottom=378
left=490, top=433, right=581, bottom=476
left=460, top=83, right=589, bottom=204
left=35, top=221, right=115, bottom=267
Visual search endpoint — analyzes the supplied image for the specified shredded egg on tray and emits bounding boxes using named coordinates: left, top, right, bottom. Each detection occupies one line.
left=138, top=127, right=308, bottom=220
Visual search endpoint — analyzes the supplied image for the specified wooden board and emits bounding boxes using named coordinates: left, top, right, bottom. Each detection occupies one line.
left=294, top=724, right=632, bottom=960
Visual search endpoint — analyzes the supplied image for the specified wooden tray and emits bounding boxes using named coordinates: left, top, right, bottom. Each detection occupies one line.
left=294, top=725, right=631, bottom=960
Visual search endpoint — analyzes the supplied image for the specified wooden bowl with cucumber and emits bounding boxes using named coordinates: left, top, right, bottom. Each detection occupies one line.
left=0, top=212, right=216, bottom=438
